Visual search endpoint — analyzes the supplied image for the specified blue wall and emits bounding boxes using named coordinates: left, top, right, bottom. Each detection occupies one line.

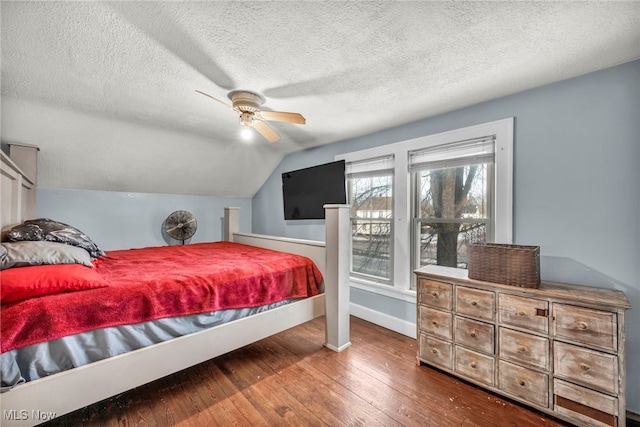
left=252, top=60, right=640, bottom=412
left=37, top=188, right=252, bottom=251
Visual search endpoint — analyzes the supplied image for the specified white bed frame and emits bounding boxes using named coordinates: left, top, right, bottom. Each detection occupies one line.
left=0, top=149, right=351, bottom=426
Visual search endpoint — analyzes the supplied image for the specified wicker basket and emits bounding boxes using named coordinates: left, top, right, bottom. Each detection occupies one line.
left=467, top=243, right=540, bottom=288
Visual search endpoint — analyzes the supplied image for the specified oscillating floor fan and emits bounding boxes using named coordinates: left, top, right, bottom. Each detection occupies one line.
left=164, top=210, right=197, bottom=244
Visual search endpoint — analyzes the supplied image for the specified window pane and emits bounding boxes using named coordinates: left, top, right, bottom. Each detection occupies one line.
left=416, top=164, right=490, bottom=269
left=350, top=175, right=393, bottom=218
left=418, top=164, right=488, bottom=219
left=349, top=174, right=393, bottom=281
left=352, top=219, right=392, bottom=279
left=417, top=221, right=486, bottom=269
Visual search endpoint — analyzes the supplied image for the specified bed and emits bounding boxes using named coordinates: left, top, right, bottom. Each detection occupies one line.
left=0, top=149, right=351, bottom=426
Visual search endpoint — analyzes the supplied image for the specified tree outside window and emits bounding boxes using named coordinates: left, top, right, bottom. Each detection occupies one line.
left=415, top=163, right=491, bottom=269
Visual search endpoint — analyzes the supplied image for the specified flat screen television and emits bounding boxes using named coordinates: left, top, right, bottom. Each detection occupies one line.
left=282, top=160, right=346, bottom=220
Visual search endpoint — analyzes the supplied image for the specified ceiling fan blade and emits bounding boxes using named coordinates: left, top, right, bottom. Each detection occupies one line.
left=253, top=120, right=280, bottom=143
left=195, top=90, right=232, bottom=109
left=258, top=111, right=306, bottom=125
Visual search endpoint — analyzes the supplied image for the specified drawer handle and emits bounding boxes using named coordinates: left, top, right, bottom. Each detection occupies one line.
left=518, top=346, right=527, bottom=354
left=578, top=322, right=588, bottom=330
left=580, top=363, right=591, bottom=372
left=470, top=362, right=477, bottom=369
left=432, top=348, right=438, bottom=354
left=469, top=330, right=477, bottom=338
left=431, top=321, right=438, bottom=326
left=432, top=292, right=439, bottom=298
left=471, top=301, right=478, bottom=306
left=518, top=311, right=526, bottom=316
left=519, top=380, right=526, bottom=387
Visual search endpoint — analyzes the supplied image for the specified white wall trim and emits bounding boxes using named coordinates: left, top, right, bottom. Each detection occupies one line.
left=350, top=302, right=417, bottom=339
left=350, top=278, right=416, bottom=303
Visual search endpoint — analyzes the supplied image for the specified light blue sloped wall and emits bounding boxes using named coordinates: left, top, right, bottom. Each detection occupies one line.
left=252, top=60, right=640, bottom=413
left=37, top=188, right=252, bottom=251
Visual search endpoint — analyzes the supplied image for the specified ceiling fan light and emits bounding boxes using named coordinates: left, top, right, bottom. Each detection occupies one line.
left=239, top=111, right=253, bottom=127
left=241, top=126, right=253, bottom=140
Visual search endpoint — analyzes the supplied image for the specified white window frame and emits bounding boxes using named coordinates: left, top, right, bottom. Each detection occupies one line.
left=347, top=169, right=395, bottom=284
left=336, top=118, right=513, bottom=302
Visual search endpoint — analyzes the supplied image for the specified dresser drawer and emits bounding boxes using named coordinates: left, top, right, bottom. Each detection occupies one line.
left=419, top=306, right=452, bottom=340
left=418, top=279, right=452, bottom=310
left=499, top=294, right=548, bottom=334
left=553, top=304, right=617, bottom=352
left=498, top=360, right=549, bottom=408
left=454, top=316, right=494, bottom=354
left=554, top=342, right=618, bottom=394
left=455, top=346, right=494, bottom=387
left=554, top=379, right=619, bottom=427
left=499, top=327, right=549, bottom=371
left=455, top=287, right=495, bottom=321
left=419, top=334, right=452, bottom=370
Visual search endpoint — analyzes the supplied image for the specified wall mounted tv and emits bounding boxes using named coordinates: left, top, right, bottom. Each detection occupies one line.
left=282, top=160, right=346, bottom=220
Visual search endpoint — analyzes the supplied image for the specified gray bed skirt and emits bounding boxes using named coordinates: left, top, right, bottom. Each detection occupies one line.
left=1, top=299, right=294, bottom=391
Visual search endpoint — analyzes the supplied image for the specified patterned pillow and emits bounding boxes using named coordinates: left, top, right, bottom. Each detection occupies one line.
left=4, top=219, right=105, bottom=258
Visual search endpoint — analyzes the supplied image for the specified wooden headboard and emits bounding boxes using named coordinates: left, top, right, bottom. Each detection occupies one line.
left=1, top=145, right=37, bottom=231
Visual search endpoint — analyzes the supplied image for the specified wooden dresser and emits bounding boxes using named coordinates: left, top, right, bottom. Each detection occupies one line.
left=415, top=265, right=631, bottom=427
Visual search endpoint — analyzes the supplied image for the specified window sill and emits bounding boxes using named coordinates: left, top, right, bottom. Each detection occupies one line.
left=349, top=276, right=416, bottom=303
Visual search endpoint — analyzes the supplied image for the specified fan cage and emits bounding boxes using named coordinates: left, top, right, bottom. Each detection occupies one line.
left=165, top=210, right=197, bottom=242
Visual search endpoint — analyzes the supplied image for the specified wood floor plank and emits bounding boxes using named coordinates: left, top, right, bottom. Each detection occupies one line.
left=218, top=351, right=310, bottom=426
left=198, top=360, right=269, bottom=426
left=257, top=373, right=327, bottom=426
left=44, top=316, right=570, bottom=426
left=301, top=348, right=452, bottom=426
left=296, top=360, right=403, bottom=426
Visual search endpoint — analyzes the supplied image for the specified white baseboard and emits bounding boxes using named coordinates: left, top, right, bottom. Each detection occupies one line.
left=350, top=303, right=416, bottom=339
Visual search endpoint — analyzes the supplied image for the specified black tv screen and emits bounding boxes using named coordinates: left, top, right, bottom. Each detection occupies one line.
left=282, top=160, right=346, bottom=220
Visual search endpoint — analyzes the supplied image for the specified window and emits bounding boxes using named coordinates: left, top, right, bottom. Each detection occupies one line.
left=337, top=118, right=513, bottom=298
left=411, top=137, right=495, bottom=271
left=346, top=156, right=394, bottom=283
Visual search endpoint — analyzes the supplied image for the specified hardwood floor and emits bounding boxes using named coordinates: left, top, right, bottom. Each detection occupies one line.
left=45, top=316, right=572, bottom=427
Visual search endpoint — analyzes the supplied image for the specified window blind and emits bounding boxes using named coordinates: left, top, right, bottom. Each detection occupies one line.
left=346, top=155, right=395, bottom=178
left=408, top=136, right=495, bottom=172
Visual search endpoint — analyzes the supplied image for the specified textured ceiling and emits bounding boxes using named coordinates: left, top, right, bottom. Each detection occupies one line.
left=2, top=1, right=639, bottom=197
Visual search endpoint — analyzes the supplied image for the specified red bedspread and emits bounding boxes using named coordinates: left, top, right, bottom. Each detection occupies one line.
left=0, top=242, right=323, bottom=353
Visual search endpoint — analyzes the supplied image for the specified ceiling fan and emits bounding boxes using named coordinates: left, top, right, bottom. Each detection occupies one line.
left=196, top=89, right=305, bottom=143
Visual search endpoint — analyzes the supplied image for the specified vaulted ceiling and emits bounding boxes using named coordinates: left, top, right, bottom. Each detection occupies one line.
left=2, top=1, right=639, bottom=197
